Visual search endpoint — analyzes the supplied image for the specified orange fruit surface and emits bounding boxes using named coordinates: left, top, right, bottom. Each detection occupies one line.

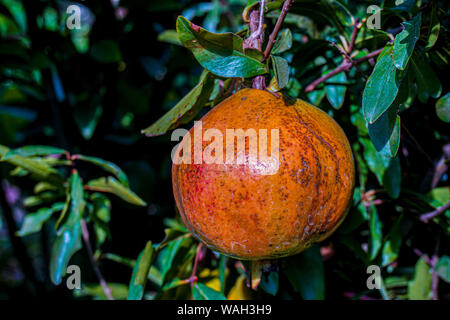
left=172, top=88, right=355, bottom=260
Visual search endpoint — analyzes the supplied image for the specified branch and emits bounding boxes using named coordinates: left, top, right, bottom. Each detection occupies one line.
left=81, top=219, right=115, bottom=300
left=263, top=0, right=294, bottom=60
left=420, top=201, right=450, bottom=223
left=305, top=48, right=383, bottom=93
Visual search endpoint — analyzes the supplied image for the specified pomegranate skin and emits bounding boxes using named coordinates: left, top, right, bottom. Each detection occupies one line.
left=172, top=89, right=355, bottom=260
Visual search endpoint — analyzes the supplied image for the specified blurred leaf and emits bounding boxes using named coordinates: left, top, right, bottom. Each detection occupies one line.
left=128, top=241, right=154, bottom=300
left=176, top=16, right=268, bottom=78
left=51, top=65, right=65, bottom=102
left=435, top=92, right=450, bottom=123
left=435, top=256, right=450, bottom=283
left=192, top=283, right=226, bottom=300
left=87, top=176, right=146, bottom=206
left=325, top=70, right=346, bottom=109
left=17, top=203, right=64, bottom=237
left=259, top=271, right=279, bottom=296
left=74, top=104, right=103, bottom=140
left=142, top=71, right=214, bottom=137
left=90, top=40, right=122, bottom=63
left=50, top=221, right=82, bottom=285
left=75, top=154, right=129, bottom=187
left=272, top=29, right=292, bottom=54
left=369, top=203, right=383, bottom=260
left=425, top=4, right=440, bottom=50
left=427, top=187, right=450, bottom=208
left=227, top=275, right=252, bottom=300
left=91, top=193, right=111, bottom=247
left=157, top=30, right=182, bottom=46
left=411, top=53, right=442, bottom=103
left=272, top=55, right=289, bottom=89
left=2, top=145, right=66, bottom=160
left=382, top=155, right=402, bottom=199
left=381, top=215, right=403, bottom=267
left=393, top=13, right=421, bottom=70
left=284, top=246, right=324, bottom=300
left=407, top=257, right=432, bottom=300
left=363, top=45, right=406, bottom=123
left=77, top=283, right=128, bottom=300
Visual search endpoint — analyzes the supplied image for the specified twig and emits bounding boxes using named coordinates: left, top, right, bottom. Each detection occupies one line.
left=80, top=219, right=115, bottom=300
left=305, top=48, right=383, bottom=92
left=189, top=243, right=204, bottom=287
left=347, top=18, right=360, bottom=54
left=420, top=201, right=450, bottom=223
left=263, top=0, right=294, bottom=60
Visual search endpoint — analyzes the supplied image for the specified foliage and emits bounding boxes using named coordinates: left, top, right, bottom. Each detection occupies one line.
left=0, top=0, right=449, bottom=300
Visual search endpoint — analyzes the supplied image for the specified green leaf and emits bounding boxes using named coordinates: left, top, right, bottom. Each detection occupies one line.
left=324, top=70, right=347, bottom=109
left=157, top=30, right=182, bottom=46
left=259, top=271, right=279, bottom=296
left=363, top=45, right=406, bottom=123
left=192, top=283, right=226, bottom=300
left=272, top=56, right=289, bottom=89
left=158, top=236, right=195, bottom=285
left=272, top=29, right=292, bottom=54
left=381, top=215, right=403, bottom=267
left=128, top=241, right=154, bottom=300
left=90, top=40, right=122, bottom=63
left=176, top=16, right=267, bottom=78
left=284, top=246, right=324, bottom=300
left=383, top=155, right=402, bottom=199
left=74, top=154, right=129, bottom=187
left=142, top=71, right=214, bottom=137
left=56, top=170, right=85, bottom=233
left=158, top=228, right=190, bottom=249
left=50, top=221, right=82, bottom=285
left=367, top=103, right=400, bottom=158
left=408, top=258, right=432, bottom=300
left=219, top=254, right=227, bottom=293
left=427, top=187, right=450, bottom=208
left=86, top=176, right=147, bottom=206
left=393, top=13, right=421, bottom=70
left=411, top=53, right=442, bottom=103
left=2, top=145, right=66, bottom=160
left=16, top=203, right=64, bottom=237
left=435, top=256, right=450, bottom=283
left=0, top=152, right=64, bottom=185
left=435, top=92, right=450, bottom=123
left=369, top=203, right=383, bottom=260
left=425, top=4, right=440, bottom=50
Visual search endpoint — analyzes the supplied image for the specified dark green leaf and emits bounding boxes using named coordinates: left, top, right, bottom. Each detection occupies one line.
left=75, top=154, right=129, bottom=187
left=74, top=104, right=103, bottom=140
left=142, top=71, right=214, bottom=137
left=50, top=221, right=82, bottom=285
left=56, top=170, right=85, bottom=233
left=393, top=13, right=421, bottom=70
left=272, top=29, right=292, bottom=54
left=435, top=256, right=450, bottom=283
left=369, top=203, right=383, bottom=260
left=382, top=156, right=402, bottom=199
left=411, top=53, right=442, bottom=103
left=192, top=283, right=226, bottom=300
left=425, top=5, right=440, bottom=50
left=363, top=45, right=406, bottom=123
left=367, top=103, right=400, bottom=158
left=176, top=16, right=267, bottom=78
left=381, top=215, right=403, bottom=267
left=259, top=271, right=279, bottom=296
left=435, top=92, right=450, bottom=123
left=272, top=56, right=289, bottom=89
left=2, top=145, right=66, bottom=160
left=87, top=176, right=146, bottom=206
left=284, top=246, right=324, bottom=300
left=325, top=70, right=347, bottom=109
left=128, top=241, right=154, bottom=300
left=17, top=203, right=64, bottom=237
left=90, top=40, right=122, bottom=63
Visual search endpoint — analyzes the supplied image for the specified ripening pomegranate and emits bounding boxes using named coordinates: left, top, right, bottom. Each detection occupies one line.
left=172, top=88, right=355, bottom=260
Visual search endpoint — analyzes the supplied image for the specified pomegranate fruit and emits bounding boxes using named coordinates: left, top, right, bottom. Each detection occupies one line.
left=172, top=88, right=355, bottom=260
